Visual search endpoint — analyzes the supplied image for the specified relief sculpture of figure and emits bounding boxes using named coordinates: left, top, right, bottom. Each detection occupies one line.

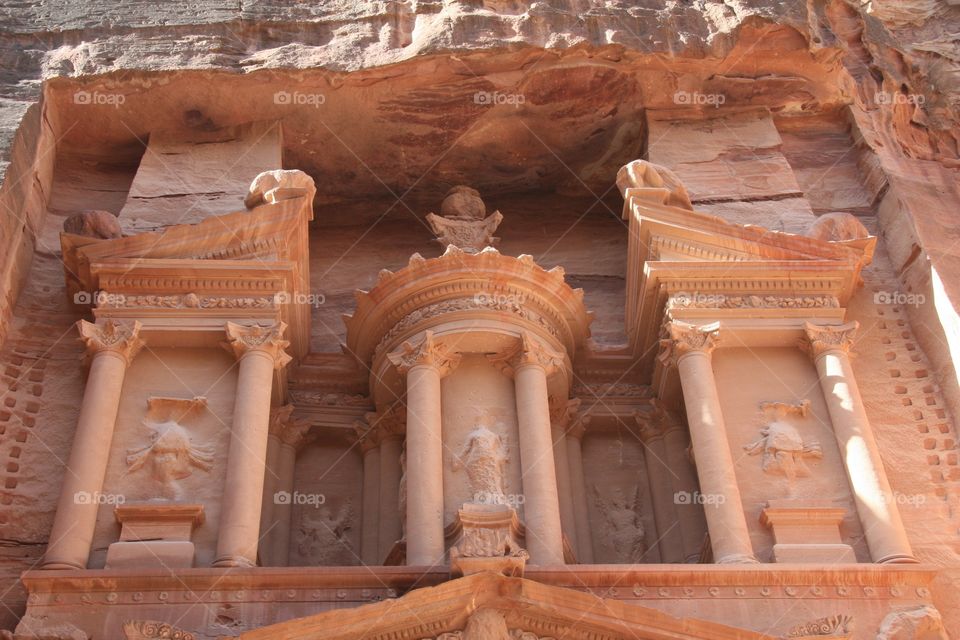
left=743, top=401, right=823, bottom=485
left=126, top=397, right=214, bottom=501
left=452, top=420, right=508, bottom=506
left=296, top=500, right=354, bottom=565
left=592, top=484, right=646, bottom=563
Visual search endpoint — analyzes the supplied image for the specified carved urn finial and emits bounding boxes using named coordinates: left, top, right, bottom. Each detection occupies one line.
left=426, top=185, right=503, bottom=253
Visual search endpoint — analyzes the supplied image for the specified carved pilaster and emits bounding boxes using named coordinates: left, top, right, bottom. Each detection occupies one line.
left=801, top=321, right=858, bottom=360
left=489, top=331, right=565, bottom=378
left=77, top=319, right=145, bottom=365
left=387, top=330, right=461, bottom=377
left=222, top=321, right=292, bottom=369
left=659, top=321, right=720, bottom=366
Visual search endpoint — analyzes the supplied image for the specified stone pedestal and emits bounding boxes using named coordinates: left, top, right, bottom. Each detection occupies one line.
left=448, top=503, right=528, bottom=577
left=105, top=503, right=204, bottom=569
left=760, top=500, right=856, bottom=563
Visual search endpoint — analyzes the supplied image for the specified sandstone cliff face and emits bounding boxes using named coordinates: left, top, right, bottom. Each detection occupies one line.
left=0, top=0, right=959, bottom=636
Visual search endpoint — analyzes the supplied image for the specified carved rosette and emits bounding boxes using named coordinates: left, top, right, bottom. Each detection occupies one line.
left=489, top=332, right=566, bottom=379
left=801, top=321, right=858, bottom=360
left=269, top=404, right=312, bottom=450
left=222, top=321, right=292, bottom=369
left=77, top=318, right=145, bottom=365
left=659, top=321, right=720, bottom=366
left=387, top=330, right=461, bottom=377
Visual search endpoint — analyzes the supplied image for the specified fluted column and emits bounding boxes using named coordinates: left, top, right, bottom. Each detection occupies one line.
left=267, top=406, right=310, bottom=567
left=43, top=320, right=144, bottom=569
left=493, top=332, right=566, bottom=565
left=663, top=321, right=757, bottom=564
left=566, top=413, right=594, bottom=563
left=549, top=398, right=579, bottom=555
left=371, top=406, right=405, bottom=562
left=214, top=322, right=292, bottom=568
left=637, top=409, right=684, bottom=563
left=803, top=322, right=917, bottom=563
left=388, top=331, right=460, bottom=566
left=356, top=420, right=381, bottom=565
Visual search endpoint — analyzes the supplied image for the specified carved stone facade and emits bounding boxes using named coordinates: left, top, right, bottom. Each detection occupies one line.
left=0, top=7, right=958, bottom=637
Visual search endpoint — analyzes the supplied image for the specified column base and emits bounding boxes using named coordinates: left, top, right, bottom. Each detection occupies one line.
left=877, top=554, right=921, bottom=564
left=716, top=553, right=760, bottom=564
left=212, top=555, right=257, bottom=568
left=39, top=560, right=85, bottom=571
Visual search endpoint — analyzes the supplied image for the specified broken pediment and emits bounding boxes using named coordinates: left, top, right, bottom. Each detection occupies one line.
left=237, top=572, right=770, bottom=640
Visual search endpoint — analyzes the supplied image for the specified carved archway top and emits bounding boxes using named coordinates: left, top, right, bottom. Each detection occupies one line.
left=344, top=246, right=593, bottom=371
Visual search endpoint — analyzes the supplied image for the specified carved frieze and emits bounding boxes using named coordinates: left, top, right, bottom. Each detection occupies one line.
left=787, top=614, right=852, bottom=638
left=667, top=293, right=840, bottom=310
left=98, top=293, right=277, bottom=309
left=288, top=390, right=370, bottom=407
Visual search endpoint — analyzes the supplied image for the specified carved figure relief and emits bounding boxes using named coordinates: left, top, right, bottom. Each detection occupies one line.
left=743, top=400, right=822, bottom=485
left=452, top=418, right=509, bottom=506
left=592, top=483, right=646, bottom=563
left=295, top=500, right=354, bottom=565
left=125, top=397, right=214, bottom=501
left=876, top=606, right=949, bottom=640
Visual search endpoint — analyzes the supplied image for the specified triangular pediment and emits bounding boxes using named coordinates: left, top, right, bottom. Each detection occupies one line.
left=238, top=573, right=773, bottom=640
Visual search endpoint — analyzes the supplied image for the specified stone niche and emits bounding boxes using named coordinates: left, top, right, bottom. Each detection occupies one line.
left=90, top=347, right=236, bottom=569
left=712, top=346, right=868, bottom=563
left=288, top=436, right=363, bottom=566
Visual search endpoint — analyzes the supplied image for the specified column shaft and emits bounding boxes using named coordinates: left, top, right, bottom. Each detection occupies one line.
left=269, top=442, right=298, bottom=566
left=258, top=434, right=282, bottom=566
left=676, top=351, right=756, bottom=564
left=515, top=363, right=564, bottom=565
left=214, top=350, right=276, bottom=567
left=551, top=426, right=577, bottom=555
left=405, top=364, right=445, bottom=565
left=360, top=445, right=381, bottom=565
left=566, top=434, right=594, bottom=563
left=663, top=426, right=708, bottom=562
left=642, top=433, right=684, bottom=563
left=378, top=435, right=403, bottom=561
left=814, top=349, right=916, bottom=563
left=43, top=350, right=130, bottom=569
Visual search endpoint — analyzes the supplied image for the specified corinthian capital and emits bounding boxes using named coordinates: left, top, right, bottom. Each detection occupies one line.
left=489, top=331, right=566, bottom=378
left=352, top=420, right=381, bottom=454
left=365, top=404, right=406, bottom=439
left=77, top=319, right=144, bottom=365
left=549, top=396, right=581, bottom=428
left=659, top=321, right=720, bottom=365
left=222, top=321, right=292, bottom=369
left=802, top=321, right=859, bottom=360
left=387, top=330, right=461, bottom=377
left=269, top=404, right=312, bottom=449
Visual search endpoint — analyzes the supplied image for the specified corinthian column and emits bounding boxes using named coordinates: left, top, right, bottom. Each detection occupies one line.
left=663, top=321, right=757, bottom=564
left=803, top=322, right=917, bottom=563
left=370, top=406, right=405, bottom=561
left=43, top=320, right=144, bottom=570
left=266, top=406, right=310, bottom=566
left=214, top=322, right=292, bottom=568
left=492, top=332, right=566, bottom=565
left=388, top=331, right=460, bottom=566
left=355, top=420, right=381, bottom=565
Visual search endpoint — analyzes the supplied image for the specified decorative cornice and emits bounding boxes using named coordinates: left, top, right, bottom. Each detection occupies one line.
left=488, top=332, right=566, bottom=379
left=270, top=404, right=312, bottom=449
left=387, top=331, right=461, bottom=377
left=667, top=293, right=840, bottom=311
left=100, top=293, right=278, bottom=310
left=77, top=319, right=145, bottom=365
left=659, top=321, right=720, bottom=365
left=222, top=321, right=292, bottom=369
left=801, top=321, right=858, bottom=360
